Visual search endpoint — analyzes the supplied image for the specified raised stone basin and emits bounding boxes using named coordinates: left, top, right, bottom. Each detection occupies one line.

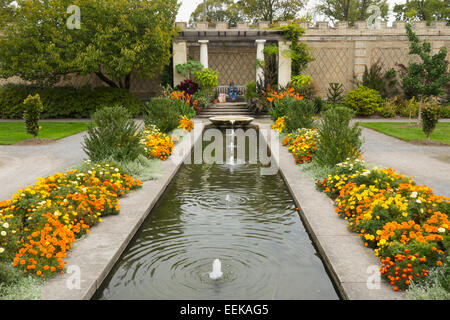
left=208, top=115, right=254, bottom=127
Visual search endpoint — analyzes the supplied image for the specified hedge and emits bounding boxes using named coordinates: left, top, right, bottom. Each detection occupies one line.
left=0, top=84, right=144, bottom=119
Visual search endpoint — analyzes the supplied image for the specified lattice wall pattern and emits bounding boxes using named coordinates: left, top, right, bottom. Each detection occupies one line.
left=190, top=46, right=256, bottom=86
left=370, top=47, right=419, bottom=71
left=304, top=47, right=354, bottom=95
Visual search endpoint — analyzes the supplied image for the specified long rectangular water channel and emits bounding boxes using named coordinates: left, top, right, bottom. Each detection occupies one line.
left=95, top=126, right=339, bottom=299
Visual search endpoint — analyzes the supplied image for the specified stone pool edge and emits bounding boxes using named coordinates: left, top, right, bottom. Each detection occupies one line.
left=40, top=121, right=204, bottom=300
left=257, top=121, right=405, bottom=300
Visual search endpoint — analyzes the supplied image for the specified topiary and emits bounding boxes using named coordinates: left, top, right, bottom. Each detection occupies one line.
left=344, top=85, right=383, bottom=116
left=82, top=105, right=144, bottom=162
left=315, top=106, right=363, bottom=167
left=421, top=101, right=441, bottom=140
left=23, top=94, right=43, bottom=138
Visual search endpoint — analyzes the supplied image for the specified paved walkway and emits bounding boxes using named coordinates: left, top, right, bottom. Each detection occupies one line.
left=361, top=127, right=450, bottom=197
left=0, top=132, right=87, bottom=200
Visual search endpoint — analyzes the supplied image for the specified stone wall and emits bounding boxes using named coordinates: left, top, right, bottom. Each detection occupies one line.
left=177, top=20, right=450, bottom=96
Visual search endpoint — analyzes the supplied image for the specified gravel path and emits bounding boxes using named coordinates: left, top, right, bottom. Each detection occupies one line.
left=0, top=132, right=87, bottom=200
left=361, top=127, right=450, bottom=197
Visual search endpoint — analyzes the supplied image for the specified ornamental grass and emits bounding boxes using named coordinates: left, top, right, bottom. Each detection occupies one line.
left=0, top=161, right=142, bottom=278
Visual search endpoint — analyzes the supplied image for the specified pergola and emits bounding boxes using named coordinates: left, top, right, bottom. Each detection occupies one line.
left=173, top=22, right=292, bottom=88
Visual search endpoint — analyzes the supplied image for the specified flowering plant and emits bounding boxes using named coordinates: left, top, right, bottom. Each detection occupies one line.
left=315, top=162, right=449, bottom=291
left=140, top=125, right=175, bottom=161
left=178, top=115, right=194, bottom=132
left=271, top=117, right=285, bottom=133
left=0, top=161, right=142, bottom=278
left=267, top=87, right=304, bottom=120
left=281, top=128, right=319, bottom=164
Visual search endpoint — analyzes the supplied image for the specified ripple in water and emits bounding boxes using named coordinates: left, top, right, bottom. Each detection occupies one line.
left=96, top=132, right=338, bottom=300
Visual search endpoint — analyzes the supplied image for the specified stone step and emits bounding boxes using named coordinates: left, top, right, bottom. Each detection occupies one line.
left=204, top=108, right=250, bottom=112
left=211, top=102, right=247, bottom=107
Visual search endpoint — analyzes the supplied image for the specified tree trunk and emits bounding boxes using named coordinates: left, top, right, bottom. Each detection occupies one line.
left=95, top=71, right=118, bottom=88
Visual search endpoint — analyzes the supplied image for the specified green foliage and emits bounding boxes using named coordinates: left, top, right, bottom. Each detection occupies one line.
left=344, top=85, right=383, bottom=116
left=361, top=61, right=400, bottom=98
left=315, top=0, right=389, bottom=25
left=399, top=24, right=450, bottom=100
left=441, top=106, right=450, bottom=118
left=0, top=264, right=43, bottom=300
left=236, top=0, right=305, bottom=23
left=291, top=74, right=312, bottom=91
left=421, top=101, right=441, bottom=140
left=0, top=0, right=179, bottom=89
left=393, top=0, right=450, bottom=26
left=192, top=87, right=213, bottom=110
left=407, top=255, right=450, bottom=300
left=23, top=94, right=43, bottom=138
left=327, top=82, right=345, bottom=104
left=279, top=23, right=313, bottom=76
left=378, top=98, right=397, bottom=118
left=176, top=60, right=204, bottom=79
left=194, top=68, right=219, bottom=89
left=83, top=105, right=144, bottom=162
left=143, top=98, right=180, bottom=133
left=244, top=81, right=260, bottom=100
left=284, top=99, right=316, bottom=132
left=315, top=106, right=363, bottom=167
left=0, top=85, right=144, bottom=119
left=172, top=99, right=196, bottom=119
left=189, top=0, right=242, bottom=26
left=397, top=96, right=420, bottom=119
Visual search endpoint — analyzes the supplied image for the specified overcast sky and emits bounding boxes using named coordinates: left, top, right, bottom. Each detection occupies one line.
left=176, top=0, right=407, bottom=24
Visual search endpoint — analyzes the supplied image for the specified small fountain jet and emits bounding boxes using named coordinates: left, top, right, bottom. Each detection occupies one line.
left=209, top=259, right=223, bottom=280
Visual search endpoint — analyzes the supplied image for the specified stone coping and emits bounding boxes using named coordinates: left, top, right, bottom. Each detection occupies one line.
left=256, top=121, right=405, bottom=300
left=40, top=121, right=204, bottom=300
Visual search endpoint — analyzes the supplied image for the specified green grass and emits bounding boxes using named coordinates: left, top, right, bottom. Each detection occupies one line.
left=0, top=121, right=89, bottom=145
left=360, top=122, right=450, bottom=145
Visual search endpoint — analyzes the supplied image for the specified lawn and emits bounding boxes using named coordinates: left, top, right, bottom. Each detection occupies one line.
left=360, top=122, right=450, bottom=145
left=0, top=121, right=89, bottom=145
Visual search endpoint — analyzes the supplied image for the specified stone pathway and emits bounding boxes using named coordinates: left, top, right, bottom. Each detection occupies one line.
left=361, top=127, right=450, bottom=197
left=0, top=132, right=87, bottom=200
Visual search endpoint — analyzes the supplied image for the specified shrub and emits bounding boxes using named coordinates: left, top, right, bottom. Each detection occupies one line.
left=143, top=98, right=180, bottom=133
left=244, top=81, right=260, bottom=100
left=344, top=85, right=383, bottom=116
left=421, top=101, right=441, bottom=140
left=0, top=84, right=144, bottom=119
left=440, top=106, right=450, bottom=118
left=23, top=94, right=43, bottom=138
left=175, top=79, right=199, bottom=95
left=326, top=82, right=345, bottom=104
left=315, top=106, right=363, bottom=167
left=361, top=60, right=400, bottom=98
left=194, top=68, right=219, bottom=89
left=397, top=96, right=419, bottom=119
left=83, top=105, right=144, bottom=162
left=284, top=99, right=316, bottom=132
left=379, top=98, right=397, bottom=118
left=291, top=74, right=315, bottom=99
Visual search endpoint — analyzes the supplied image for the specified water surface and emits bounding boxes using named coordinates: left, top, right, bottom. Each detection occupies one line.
left=96, top=129, right=338, bottom=299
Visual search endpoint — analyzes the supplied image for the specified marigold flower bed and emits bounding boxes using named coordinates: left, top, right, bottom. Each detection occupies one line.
left=0, top=162, right=142, bottom=278
left=140, top=125, right=175, bottom=161
left=315, top=159, right=449, bottom=291
left=280, top=128, right=319, bottom=165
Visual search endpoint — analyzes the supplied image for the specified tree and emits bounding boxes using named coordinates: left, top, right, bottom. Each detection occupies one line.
left=0, top=0, right=179, bottom=89
left=393, top=0, right=450, bottom=25
left=189, top=0, right=242, bottom=26
left=0, top=0, right=14, bottom=29
left=398, top=23, right=450, bottom=121
left=315, top=0, right=389, bottom=25
left=236, top=0, right=306, bottom=24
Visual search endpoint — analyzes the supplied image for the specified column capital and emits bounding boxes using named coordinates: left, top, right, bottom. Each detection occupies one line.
left=255, top=39, right=267, bottom=44
left=198, top=40, right=209, bottom=44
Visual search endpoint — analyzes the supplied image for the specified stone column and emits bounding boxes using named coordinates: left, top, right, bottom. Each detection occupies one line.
left=354, top=41, right=368, bottom=84
left=198, top=40, right=209, bottom=68
left=255, top=39, right=266, bottom=84
left=172, top=40, right=187, bottom=87
left=278, top=40, right=291, bottom=88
